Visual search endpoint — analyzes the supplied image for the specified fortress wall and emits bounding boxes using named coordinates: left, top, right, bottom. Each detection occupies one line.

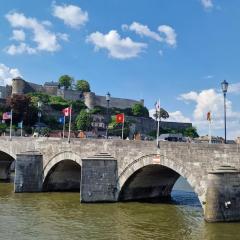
left=57, top=89, right=82, bottom=101
left=44, top=86, right=58, bottom=95
left=94, top=95, right=142, bottom=109
left=127, top=116, right=192, bottom=134
left=27, top=82, right=45, bottom=93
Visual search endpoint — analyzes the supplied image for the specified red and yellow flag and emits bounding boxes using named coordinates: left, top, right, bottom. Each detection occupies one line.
left=207, top=111, right=211, bottom=121
left=116, top=113, right=124, bottom=123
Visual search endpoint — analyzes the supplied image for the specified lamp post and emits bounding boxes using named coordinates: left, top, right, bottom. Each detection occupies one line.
left=106, top=92, right=111, bottom=139
left=221, top=80, right=228, bottom=144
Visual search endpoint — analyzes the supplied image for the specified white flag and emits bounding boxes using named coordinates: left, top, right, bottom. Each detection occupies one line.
left=155, top=99, right=161, bottom=112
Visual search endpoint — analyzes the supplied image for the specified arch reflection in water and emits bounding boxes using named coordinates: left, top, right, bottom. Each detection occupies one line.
left=0, top=151, right=15, bottom=181
left=43, top=160, right=81, bottom=192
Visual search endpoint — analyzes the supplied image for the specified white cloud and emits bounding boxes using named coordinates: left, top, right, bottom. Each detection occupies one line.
left=0, top=63, right=22, bottom=86
left=52, top=3, right=88, bottom=28
left=201, top=0, right=214, bottom=9
left=204, top=75, right=214, bottom=79
left=87, top=30, right=147, bottom=59
left=179, top=88, right=240, bottom=139
left=149, top=109, right=190, bottom=123
left=5, top=11, right=66, bottom=54
left=123, top=22, right=162, bottom=42
left=228, top=82, right=240, bottom=94
left=5, top=43, right=36, bottom=55
left=11, top=29, right=25, bottom=41
left=57, top=33, right=69, bottom=41
left=158, top=25, right=177, bottom=47
left=123, top=22, right=177, bottom=47
left=167, top=111, right=191, bottom=123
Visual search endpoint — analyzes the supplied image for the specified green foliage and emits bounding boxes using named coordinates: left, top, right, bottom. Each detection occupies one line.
left=27, top=92, right=50, bottom=106
left=40, top=127, right=51, bottom=137
left=183, top=127, right=199, bottom=138
left=24, top=126, right=33, bottom=134
left=76, top=80, right=90, bottom=92
left=153, top=108, right=169, bottom=119
left=89, top=106, right=106, bottom=115
left=75, top=110, right=92, bottom=131
left=6, top=94, right=36, bottom=125
left=42, top=115, right=59, bottom=130
left=0, top=123, right=7, bottom=134
left=108, top=115, right=130, bottom=138
left=131, top=103, right=149, bottom=117
left=71, top=100, right=86, bottom=112
left=147, top=126, right=199, bottom=139
left=49, top=96, right=69, bottom=110
left=58, top=75, right=73, bottom=89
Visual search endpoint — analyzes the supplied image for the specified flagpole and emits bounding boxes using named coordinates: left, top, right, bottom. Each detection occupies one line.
left=63, top=115, right=65, bottom=139
left=122, top=114, right=124, bottom=140
left=68, top=105, right=72, bottom=143
left=10, top=109, right=13, bottom=141
left=156, top=99, right=160, bottom=148
left=21, top=121, right=23, bottom=137
left=209, top=120, right=212, bottom=144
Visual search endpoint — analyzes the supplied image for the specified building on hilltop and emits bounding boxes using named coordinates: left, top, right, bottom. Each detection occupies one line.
left=2, top=76, right=144, bottom=110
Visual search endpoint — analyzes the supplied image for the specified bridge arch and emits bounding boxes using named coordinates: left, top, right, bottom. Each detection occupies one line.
left=43, top=151, right=82, bottom=192
left=117, top=154, right=204, bottom=205
left=0, top=148, right=16, bottom=181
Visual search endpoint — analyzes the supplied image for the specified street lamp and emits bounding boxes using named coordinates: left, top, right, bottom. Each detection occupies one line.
left=106, top=92, right=111, bottom=139
left=221, top=80, right=229, bottom=144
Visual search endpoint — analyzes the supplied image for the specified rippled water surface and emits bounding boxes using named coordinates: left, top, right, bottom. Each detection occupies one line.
left=1, top=182, right=240, bottom=240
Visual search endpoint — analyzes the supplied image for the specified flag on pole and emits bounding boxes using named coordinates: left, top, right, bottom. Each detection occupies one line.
left=116, top=113, right=124, bottom=123
left=155, top=99, right=161, bottom=112
left=207, top=111, right=211, bottom=121
left=18, top=121, right=23, bottom=128
left=58, top=116, right=65, bottom=124
left=67, top=105, right=72, bottom=142
left=207, top=111, right=212, bottom=144
left=62, top=107, right=72, bottom=117
left=3, top=112, right=12, bottom=120
left=116, top=113, right=125, bottom=139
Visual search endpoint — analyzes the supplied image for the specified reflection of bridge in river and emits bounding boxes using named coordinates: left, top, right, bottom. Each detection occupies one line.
left=0, top=137, right=240, bottom=222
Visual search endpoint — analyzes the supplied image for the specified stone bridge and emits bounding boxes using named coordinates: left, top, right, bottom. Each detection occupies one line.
left=0, top=137, right=240, bottom=222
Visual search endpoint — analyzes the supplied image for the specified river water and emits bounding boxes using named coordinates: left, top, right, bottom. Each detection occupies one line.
left=1, top=179, right=240, bottom=240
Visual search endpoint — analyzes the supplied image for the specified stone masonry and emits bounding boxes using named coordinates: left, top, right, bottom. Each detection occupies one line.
left=0, top=137, right=240, bottom=222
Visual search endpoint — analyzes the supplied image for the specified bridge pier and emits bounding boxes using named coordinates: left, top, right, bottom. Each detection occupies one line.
left=14, top=152, right=43, bottom=193
left=81, top=153, right=118, bottom=203
left=205, top=166, right=240, bottom=222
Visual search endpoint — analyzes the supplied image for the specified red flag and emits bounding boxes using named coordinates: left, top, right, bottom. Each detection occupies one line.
left=116, top=113, right=124, bottom=123
left=3, top=112, right=11, bottom=120
left=62, top=107, right=72, bottom=117
left=207, top=111, right=211, bottom=121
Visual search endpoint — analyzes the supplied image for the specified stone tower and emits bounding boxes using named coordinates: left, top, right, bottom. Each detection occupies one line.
left=84, top=92, right=96, bottom=109
left=12, top=76, right=25, bottom=95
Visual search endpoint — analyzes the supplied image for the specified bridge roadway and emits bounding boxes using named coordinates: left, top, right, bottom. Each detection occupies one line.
left=0, top=137, right=240, bottom=222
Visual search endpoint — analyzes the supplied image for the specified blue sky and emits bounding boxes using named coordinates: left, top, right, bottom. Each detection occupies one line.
left=0, top=0, right=240, bottom=139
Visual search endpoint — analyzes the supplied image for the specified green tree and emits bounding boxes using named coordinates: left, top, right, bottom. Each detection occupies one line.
left=153, top=108, right=169, bottom=119
left=58, top=75, right=73, bottom=89
left=75, top=110, right=92, bottom=131
left=183, top=127, right=199, bottom=138
left=76, top=80, right=90, bottom=92
left=131, top=103, right=149, bottom=117
left=0, top=123, right=7, bottom=135
left=6, top=94, right=35, bottom=125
